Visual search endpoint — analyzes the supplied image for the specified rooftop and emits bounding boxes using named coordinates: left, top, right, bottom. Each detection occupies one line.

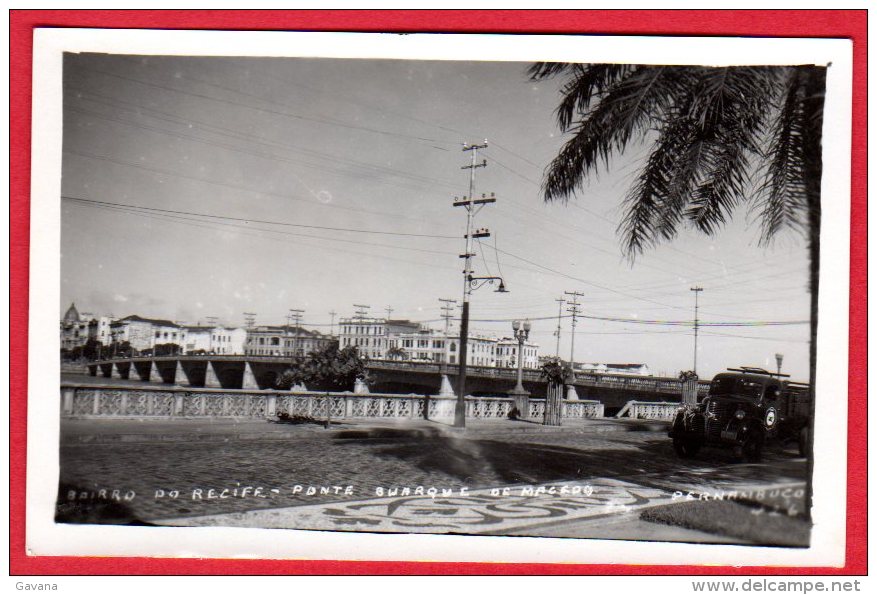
left=112, top=315, right=180, bottom=328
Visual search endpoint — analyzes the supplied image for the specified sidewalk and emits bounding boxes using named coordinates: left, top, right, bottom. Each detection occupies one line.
left=153, top=476, right=750, bottom=544
left=60, top=415, right=670, bottom=445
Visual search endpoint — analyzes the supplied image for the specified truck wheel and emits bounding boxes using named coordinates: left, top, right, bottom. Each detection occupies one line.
left=798, top=426, right=809, bottom=458
left=741, top=432, right=764, bottom=463
left=673, top=436, right=700, bottom=458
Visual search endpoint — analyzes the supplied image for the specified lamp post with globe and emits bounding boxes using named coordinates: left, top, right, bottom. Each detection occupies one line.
left=509, top=319, right=531, bottom=418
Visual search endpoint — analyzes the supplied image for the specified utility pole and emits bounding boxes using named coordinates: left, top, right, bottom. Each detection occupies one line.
left=553, top=297, right=565, bottom=357
left=564, top=291, right=584, bottom=373
left=353, top=304, right=370, bottom=322
left=453, top=140, right=503, bottom=429
left=385, top=306, right=394, bottom=320
left=690, top=287, right=703, bottom=374
left=328, top=310, right=337, bottom=337
left=243, top=312, right=257, bottom=329
left=289, top=308, right=305, bottom=358
left=439, top=298, right=458, bottom=335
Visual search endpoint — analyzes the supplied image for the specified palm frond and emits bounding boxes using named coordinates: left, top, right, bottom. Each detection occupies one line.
left=542, top=66, right=691, bottom=202
left=619, top=116, right=698, bottom=255
left=528, top=62, right=575, bottom=80
left=752, top=68, right=810, bottom=243
left=555, top=64, right=633, bottom=131
left=686, top=133, right=753, bottom=234
left=684, top=67, right=776, bottom=233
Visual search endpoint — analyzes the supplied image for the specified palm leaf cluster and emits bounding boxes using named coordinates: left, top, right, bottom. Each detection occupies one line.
left=528, top=63, right=826, bottom=257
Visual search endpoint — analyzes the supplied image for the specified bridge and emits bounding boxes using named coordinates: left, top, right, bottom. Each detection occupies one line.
left=84, top=356, right=708, bottom=413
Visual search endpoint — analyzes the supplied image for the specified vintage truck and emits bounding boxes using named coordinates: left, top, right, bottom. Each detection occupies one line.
left=669, top=367, right=811, bottom=462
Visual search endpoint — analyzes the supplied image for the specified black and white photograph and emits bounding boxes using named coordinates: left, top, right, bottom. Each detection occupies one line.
left=28, top=29, right=852, bottom=565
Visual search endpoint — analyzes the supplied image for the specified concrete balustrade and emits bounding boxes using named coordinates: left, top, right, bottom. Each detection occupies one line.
left=60, top=384, right=605, bottom=421
left=615, top=400, right=681, bottom=421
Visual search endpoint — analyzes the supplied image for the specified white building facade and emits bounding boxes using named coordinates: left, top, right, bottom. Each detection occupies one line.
left=109, top=315, right=182, bottom=353
left=339, top=318, right=420, bottom=360
left=495, top=338, right=540, bottom=370
left=244, top=326, right=335, bottom=357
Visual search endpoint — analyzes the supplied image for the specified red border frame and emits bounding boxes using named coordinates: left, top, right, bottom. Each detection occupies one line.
left=9, top=9, right=867, bottom=575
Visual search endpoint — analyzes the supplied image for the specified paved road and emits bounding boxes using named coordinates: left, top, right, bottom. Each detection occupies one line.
left=57, top=417, right=807, bottom=542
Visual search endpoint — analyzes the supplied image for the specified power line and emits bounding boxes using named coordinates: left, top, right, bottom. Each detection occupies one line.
left=78, top=65, right=455, bottom=146
left=66, top=198, right=464, bottom=273
left=64, top=148, right=451, bottom=225
left=69, top=197, right=809, bottom=329
left=69, top=94, right=463, bottom=194
left=66, top=200, right=456, bottom=259
left=700, top=330, right=809, bottom=344
left=484, top=151, right=740, bottom=274
left=62, top=196, right=457, bottom=239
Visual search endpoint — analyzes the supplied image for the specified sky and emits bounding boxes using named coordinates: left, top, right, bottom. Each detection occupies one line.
left=60, top=53, right=813, bottom=380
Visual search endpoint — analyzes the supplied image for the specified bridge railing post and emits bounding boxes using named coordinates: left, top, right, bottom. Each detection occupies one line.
left=61, top=387, right=74, bottom=416
left=92, top=389, right=101, bottom=415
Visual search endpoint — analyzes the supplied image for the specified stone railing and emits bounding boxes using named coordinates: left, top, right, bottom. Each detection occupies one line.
left=367, top=359, right=711, bottom=396
left=88, top=356, right=713, bottom=398
left=60, top=384, right=604, bottom=420
left=615, top=400, right=681, bottom=421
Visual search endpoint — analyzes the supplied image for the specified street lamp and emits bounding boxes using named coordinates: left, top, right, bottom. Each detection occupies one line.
left=454, top=274, right=507, bottom=428
left=775, top=353, right=784, bottom=377
left=509, top=319, right=531, bottom=418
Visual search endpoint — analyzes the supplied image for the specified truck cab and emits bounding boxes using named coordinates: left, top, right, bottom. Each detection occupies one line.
left=669, top=367, right=811, bottom=462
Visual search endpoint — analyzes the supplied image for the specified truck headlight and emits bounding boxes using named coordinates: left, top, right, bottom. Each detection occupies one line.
left=735, top=410, right=746, bottom=420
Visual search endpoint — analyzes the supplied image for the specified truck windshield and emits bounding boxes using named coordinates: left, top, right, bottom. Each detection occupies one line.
left=709, top=377, right=764, bottom=399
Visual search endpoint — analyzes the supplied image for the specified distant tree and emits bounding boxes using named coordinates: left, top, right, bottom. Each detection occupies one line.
left=276, top=342, right=369, bottom=391
left=109, top=341, right=133, bottom=358
left=154, top=343, right=182, bottom=356
left=386, top=346, right=407, bottom=361
left=82, top=338, right=102, bottom=361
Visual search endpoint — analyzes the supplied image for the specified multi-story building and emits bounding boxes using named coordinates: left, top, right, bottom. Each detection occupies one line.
left=244, top=325, right=334, bottom=357
left=182, top=325, right=214, bottom=353
left=214, top=326, right=247, bottom=355
left=182, top=325, right=246, bottom=355
left=339, top=318, right=420, bottom=360
left=87, top=316, right=115, bottom=346
left=387, top=330, right=499, bottom=367
left=60, top=303, right=89, bottom=350
left=390, top=329, right=449, bottom=363
left=109, top=315, right=182, bottom=353
left=495, top=337, right=540, bottom=370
